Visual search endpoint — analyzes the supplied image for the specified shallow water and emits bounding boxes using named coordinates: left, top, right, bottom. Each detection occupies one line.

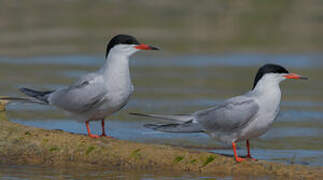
left=0, top=54, right=323, bottom=178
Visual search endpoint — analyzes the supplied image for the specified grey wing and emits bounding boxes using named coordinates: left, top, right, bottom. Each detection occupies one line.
left=48, top=74, right=107, bottom=113
left=194, top=97, right=259, bottom=132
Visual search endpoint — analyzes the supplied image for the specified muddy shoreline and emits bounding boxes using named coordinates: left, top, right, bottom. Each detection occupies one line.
left=0, top=112, right=322, bottom=179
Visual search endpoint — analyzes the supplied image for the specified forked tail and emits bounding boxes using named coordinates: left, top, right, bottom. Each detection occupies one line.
left=144, top=121, right=204, bottom=133
left=0, top=88, right=54, bottom=105
left=130, top=112, right=204, bottom=133
left=129, top=112, right=193, bottom=122
left=19, top=88, right=53, bottom=104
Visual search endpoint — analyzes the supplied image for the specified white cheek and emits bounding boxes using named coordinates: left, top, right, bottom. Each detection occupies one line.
left=122, top=45, right=137, bottom=53
left=279, top=74, right=287, bottom=81
left=129, top=47, right=140, bottom=54
left=110, top=45, right=139, bottom=56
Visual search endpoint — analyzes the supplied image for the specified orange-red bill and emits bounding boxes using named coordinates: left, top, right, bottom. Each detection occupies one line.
left=284, top=73, right=308, bottom=80
left=135, top=44, right=159, bottom=50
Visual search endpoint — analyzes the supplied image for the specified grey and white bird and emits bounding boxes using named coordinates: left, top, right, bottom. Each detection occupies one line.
left=1, top=34, right=159, bottom=138
left=130, top=64, right=307, bottom=162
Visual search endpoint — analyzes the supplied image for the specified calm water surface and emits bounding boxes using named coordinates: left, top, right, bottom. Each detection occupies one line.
left=0, top=53, right=322, bottom=179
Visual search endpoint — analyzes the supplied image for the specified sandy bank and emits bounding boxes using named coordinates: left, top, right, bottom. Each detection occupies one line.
left=0, top=112, right=322, bottom=179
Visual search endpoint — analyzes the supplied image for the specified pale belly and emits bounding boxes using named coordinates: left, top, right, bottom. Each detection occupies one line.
left=85, top=88, right=133, bottom=121
left=236, top=110, right=279, bottom=142
left=207, top=109, right=280, bottom=144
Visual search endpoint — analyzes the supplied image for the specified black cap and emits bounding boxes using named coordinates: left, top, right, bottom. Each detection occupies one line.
left=105, top=34, right=140, bottom=58
left=252, top=64, right=289, bottom=89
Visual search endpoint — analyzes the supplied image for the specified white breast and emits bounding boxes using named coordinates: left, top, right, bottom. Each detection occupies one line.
left=237, top=81, right=282, bottom=141
left=87, top=49, right=134, bottom=119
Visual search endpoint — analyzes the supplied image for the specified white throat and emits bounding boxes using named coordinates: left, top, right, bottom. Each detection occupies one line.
left=100, top=48, right=132, bottom=90
left=252, top=74, right=283, bottom=112
left=253, top=78, right=281, bottom=94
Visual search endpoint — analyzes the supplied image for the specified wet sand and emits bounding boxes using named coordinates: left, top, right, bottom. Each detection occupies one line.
left=0, top=112, right=322, bottom=179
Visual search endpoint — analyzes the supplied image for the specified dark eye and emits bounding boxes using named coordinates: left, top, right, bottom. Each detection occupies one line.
left=126, top=39, right=133, bottom=44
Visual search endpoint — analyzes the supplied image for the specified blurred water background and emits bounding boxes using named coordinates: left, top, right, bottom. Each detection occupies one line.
left=0, top=0, right=323, bottom=179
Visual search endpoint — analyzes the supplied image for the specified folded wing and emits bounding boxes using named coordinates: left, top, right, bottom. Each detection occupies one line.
left=49, top=74, right=107, bottom=113
left=194, top=97, right=259, bottom=132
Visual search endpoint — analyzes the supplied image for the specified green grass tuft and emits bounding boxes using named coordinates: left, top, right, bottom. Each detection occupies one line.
left=86, top=146, right=95, bottom=155
left=201, top=155, right=215, bottom=167
left=174, top=156, right=184, bottom=163
left=130, top=149, right=142, bottom=159
left=49, top=146, right=59, bottom=152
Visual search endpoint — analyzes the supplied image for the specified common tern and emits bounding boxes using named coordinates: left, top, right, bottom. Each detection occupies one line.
left=1, top=34, right=159, bottom=138
left=130, top=64, right=307, bottom=162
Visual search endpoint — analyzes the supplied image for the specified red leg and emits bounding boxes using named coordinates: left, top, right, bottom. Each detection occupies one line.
left=232, top=142, right=245, bottom=162
left=246, top=140, right=256, bottom=160
left=100, top=119, right=107, bottom=137
left=100, top=119, right=114, bottom=138
left=246, top=140, right=251, bottom=158
left=86, top=120, right=99, bottom=138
